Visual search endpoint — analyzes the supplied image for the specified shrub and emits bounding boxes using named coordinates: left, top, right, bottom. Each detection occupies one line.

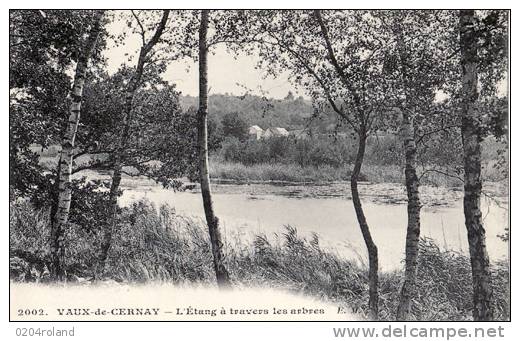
left=221, top=136, right=244, bottom=163
left=221, top=112, right=249, bottom=142
left=219, top=135, right=355, bottom=168
left=365, top=135, right=402, bottom=166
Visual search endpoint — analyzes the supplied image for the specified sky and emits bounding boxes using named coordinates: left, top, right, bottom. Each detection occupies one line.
left=102, top=13, right=303, bottom=99
left=166, top=47, right=301, bottom=99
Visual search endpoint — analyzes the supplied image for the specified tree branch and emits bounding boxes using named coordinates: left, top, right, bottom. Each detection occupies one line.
left=265, top=34, right=358, bottom=132
left=131, top=10, right=146, bottom=46
left=416, top=124, right=459, bottom=144
left=73, top=149, right=113, bottom=160
left=71, top=161, right=113, bottom=175
left=418, top=167, right=463, bottom=183
left=314, top=10, right=362, bottom=109
left=142, top=10, right=170, bottom=55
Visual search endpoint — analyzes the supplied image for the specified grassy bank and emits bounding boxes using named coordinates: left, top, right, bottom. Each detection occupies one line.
left=209, top=160, right=473, bottom=187
left=10, top=199, right=509, bottom=321
left=209, top=160, right=407, bottom=184
left=209, top=158, right=507, bottom=187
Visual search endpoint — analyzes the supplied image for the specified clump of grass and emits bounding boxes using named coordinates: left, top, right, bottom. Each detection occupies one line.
left=9, top=199, right=102, bottom=281
left=210, top=161, right=346, bottom=183
left=105, top=200, right=215, bottom=283
left=361, top=163, right=403, bottom=184
left=234, top=226, right=370, bottom=316
left=10, top=200, right=509, bottom=321
left=210, top=161, right=368, bottom=183
left=10, top=200, right=50, bottom=257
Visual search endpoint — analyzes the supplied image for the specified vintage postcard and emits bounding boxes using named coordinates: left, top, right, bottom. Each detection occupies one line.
left=9, top=8, right=509, bottom=325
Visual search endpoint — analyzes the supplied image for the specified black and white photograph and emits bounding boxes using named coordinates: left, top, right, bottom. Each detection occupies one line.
left=7, top=4, right=511, bottom=331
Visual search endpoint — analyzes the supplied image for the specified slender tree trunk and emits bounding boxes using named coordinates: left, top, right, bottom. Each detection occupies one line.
left=50, top=156, right=62, bottom=227
left=395, top=24, right=422, bottom=320
left=396, top=109, right=421, bottom=320
left=351, top=129, right=378, bottom=320
left=459, top=9, right=494, bottom=321
left=315, top=10, right=378, bottom=319
left=98, top=83, right=134, bottom=273
left=197, top=10, right=231, bottom=287
left=50, top=10, right=104, bottom=280
left=98, top=11, right=170, bottom=274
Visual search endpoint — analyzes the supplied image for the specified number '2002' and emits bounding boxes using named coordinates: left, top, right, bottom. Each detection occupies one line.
left=17, top=308, right=45, bottom=316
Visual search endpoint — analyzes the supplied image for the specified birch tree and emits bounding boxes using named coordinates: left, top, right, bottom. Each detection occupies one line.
left=314, top=11, right=380, bottom=319
left=9, top=10, right=106, bottom=204
left=99, top=10, right=171, bottom=272
left=383, top=17, right=422, bottom=320
left=50, top=10, right=105, bottom=279
left=428, top=9, right=508, bottom=321
left=377, top=11, right=455, bottom=320
left=247, top=10, right=389, bottom=319
left=457, top=9, right=504, bottom=321
left=197, top=10, right=231, bottom=287
left=177, top=9, right=255, bottom=287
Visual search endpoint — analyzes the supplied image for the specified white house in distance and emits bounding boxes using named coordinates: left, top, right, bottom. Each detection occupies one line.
left=264, top=127, right=289, bottom=139
left=248, top=125, right=264, bottom=140
left=248, top=125, right=291, bottom=140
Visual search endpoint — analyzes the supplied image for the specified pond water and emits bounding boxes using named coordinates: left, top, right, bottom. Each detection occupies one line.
left=118, top=180, right=509, bottom=271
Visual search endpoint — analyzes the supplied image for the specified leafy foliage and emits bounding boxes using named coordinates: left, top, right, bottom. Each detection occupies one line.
left=9, top=10, right=108, bottom=200
left=221, top=112, right=249, bottom=141
left=220, top=135, right=356, bottom=167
